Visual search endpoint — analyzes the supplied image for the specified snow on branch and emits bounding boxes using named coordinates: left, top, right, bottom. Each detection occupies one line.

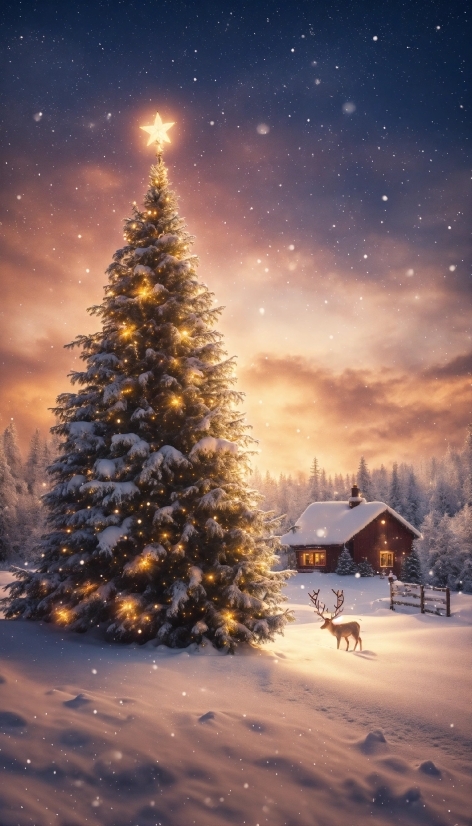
left=167, top=581, right=189, bottom=617
left=96, top=517, right=134, bottom=555
left=189, top=436, right=238, bottom=459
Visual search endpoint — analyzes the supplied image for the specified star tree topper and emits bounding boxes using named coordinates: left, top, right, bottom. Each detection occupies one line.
left=140, top=112, right=175, bottom=148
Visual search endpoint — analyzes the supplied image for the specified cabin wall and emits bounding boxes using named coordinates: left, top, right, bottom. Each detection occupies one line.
left=351, top=511, right=414, bottom=576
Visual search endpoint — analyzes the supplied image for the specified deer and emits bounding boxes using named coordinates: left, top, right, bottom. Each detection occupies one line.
left=308, top=588, right=362, bottom=651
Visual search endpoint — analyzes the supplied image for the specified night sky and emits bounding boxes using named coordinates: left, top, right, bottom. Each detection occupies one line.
left=1, top=0, right=470, bottom=475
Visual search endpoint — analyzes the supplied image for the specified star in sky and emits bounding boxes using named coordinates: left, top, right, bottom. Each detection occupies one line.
left=140, top=112, right=175, bottom=147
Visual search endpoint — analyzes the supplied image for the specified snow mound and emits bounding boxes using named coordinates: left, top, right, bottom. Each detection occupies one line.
left=63, top=693, right=91, bottom=709
left=198, top=711, right=216, bottom=723
left=418, top=759, right=441, bottom=776
left=358, top=729, right=388, bottom=755
left=0, top=710, right=27, bottom=728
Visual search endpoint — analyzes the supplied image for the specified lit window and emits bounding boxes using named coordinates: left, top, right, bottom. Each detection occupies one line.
left=301, top=551, right=326, bottom=567
left=380, top=551, right=394, bottom=567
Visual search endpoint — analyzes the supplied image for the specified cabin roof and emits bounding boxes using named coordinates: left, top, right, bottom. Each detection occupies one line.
left=280, top=500, right=422, bottom=547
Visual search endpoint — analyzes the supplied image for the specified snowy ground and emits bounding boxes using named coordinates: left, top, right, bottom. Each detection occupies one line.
left=0, top=570, right=471, bottom=826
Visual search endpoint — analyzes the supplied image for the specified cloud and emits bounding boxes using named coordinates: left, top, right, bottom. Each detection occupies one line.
left=239, top=353, right=471, bottom=475
left=423, top=351, right=472, bottom=379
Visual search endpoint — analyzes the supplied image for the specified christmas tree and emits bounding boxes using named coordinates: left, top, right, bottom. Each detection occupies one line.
left=400, top=549, right=422, bottom=584
left=357, top=558, right=375, bottom=577
left=3, top=113, right=293, bottom=650
left=335, top=546, right=357, bottom=575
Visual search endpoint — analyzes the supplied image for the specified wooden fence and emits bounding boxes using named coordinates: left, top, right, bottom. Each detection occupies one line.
left=389, top=581, right=450, bottom=617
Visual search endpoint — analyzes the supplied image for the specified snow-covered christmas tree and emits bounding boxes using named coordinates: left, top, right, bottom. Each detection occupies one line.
left=2, top=113, right=293, bottom=650
left=357, top=558, right=375, bottom=577
left=335, top=546, right=357, bottom=575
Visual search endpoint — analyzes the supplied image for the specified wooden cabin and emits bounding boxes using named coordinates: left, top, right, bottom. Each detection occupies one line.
left=280, top=485, right=421, bottom=577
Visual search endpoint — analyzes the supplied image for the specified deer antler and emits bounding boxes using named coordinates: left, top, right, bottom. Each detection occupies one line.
left=331, top=589, right=344, bottom=619
left=308, top=589, right=328, bottom=621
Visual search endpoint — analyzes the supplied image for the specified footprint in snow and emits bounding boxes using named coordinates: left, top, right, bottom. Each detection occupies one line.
left=379, top=756, right=410, bottom=774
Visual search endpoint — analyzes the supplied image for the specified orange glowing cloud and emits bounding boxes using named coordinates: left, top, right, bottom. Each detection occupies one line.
left=239, top=353, right=472, bottom=475
left=1, top=137, right=469, bottom=477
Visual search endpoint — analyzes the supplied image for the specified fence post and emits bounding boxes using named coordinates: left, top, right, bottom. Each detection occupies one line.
left=446, top=587, right=450, bottom=617
left=389, top=580, right=394, bottom=610
left=420, top=584, right=425, bottom=614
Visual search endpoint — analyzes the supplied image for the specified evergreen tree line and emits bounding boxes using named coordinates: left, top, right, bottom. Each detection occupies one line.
left=0, top=422, right=54, bottom=563
left=2, top=421, right=472, bottom=592
left=252, top=427, right=472, bottom=592
left=335, top=543, right=422, bottom=582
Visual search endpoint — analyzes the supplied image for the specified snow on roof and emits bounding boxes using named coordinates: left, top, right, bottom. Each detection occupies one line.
left=280, top=500, right=422, bottom=547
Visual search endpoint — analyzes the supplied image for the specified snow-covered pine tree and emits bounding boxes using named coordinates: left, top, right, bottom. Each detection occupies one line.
left=309, top=457, right=320, bottom=501
left=357, top=456, right=372, bottom=501
left=335, top=546, right=357, bottom=575
left=2, top=138, right=293, bottom=649
left=400, top=549, right=422, bottom=584
left=457, top=556, right=472, bottom=593
left=17, top=430, right=52, bottom=563
left=0, top=440, right=17, bottom=561
left=463, top=424, right=472, bottom=508
left=3, top=421, right=25, bottom=496
left=430, top=475, right=460, bottom=517
left=402, top=470, right=424, bottom=529
left=388, top=462, right=403, bottom=512
left=371, top=464, right=389, bottom=503
left=25, top=429, right=42, bottom=495
left=333, top=474, right=346, bottom=500
left=319, top=469, right=332, bottom=501
left=416, top=512, right=461, bottom=588
left=451, top=504, right=472, bottom=593
left=357, top=558, right=375, bottom=577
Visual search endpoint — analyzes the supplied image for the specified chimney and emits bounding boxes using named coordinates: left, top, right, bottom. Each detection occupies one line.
left=348, top=484, right=364, bottom=508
